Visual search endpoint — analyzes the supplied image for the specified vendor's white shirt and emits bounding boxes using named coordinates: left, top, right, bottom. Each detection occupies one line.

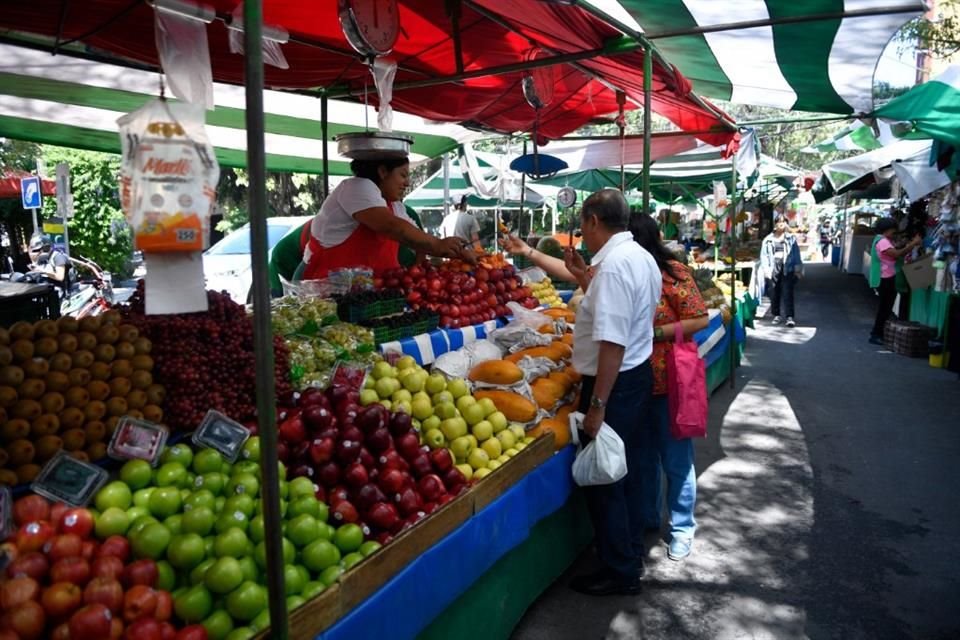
left=305, top=178, right=413, bottom=261
left=572, top=231, right=661, bottom=376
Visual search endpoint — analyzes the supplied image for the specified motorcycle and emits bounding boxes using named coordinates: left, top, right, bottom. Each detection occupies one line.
left=3, top=256, right=114, bottom=318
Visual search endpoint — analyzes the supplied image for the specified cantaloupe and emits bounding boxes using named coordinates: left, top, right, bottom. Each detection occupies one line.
left=468, top=360, right=524, bottom=386
left=472, top=389, right=538, bottom=423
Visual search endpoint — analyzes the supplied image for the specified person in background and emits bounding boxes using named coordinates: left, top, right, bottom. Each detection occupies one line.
left=629, top=214, right=709, bottom=561
left=818, top=220, right=832, bottom=260
left=504, top=190, right=661, bottom=595
left=28, top=234, right=72, bottom=294
left=440, top=195, right=481, bottom=250
left=759, top=215, right=803, bottom=327
left=659, top=209, right=679, bottom=241
left=869, top=218, right=922, bottom=345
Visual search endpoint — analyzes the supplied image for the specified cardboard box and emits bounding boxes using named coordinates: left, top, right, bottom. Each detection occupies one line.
left=904, top=254, right=936, bottom=290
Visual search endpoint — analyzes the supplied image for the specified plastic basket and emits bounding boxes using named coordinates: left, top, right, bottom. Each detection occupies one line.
left=372, top=325, right=401, bottom=345
left=0, top=284, right=60, bottom=327
left=337, top=292, right=406, bottom=323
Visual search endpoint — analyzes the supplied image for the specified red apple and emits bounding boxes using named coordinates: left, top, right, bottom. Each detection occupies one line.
left=298, top=387, right=329, bottom=409
left=42, top=581, right=84, bottom=618
left=336, top=439, right=361, bottom=464
left=366, top=427, right=392, bottom=453
left=4, top=599, right=45, bottom=640
left=340, top=426, right=363, bottom=443
left=378, top=450, right=408, bottom=472
left=16, top=521, right=55, bottom=553
left=123, top=617, right=161, bottom=640
left=51, top=557, right=92, bottom=586
left=278, top=415, right=306, bottom=444
left=122, top=585, right=157, bottom=622
left=437, top=493, right=456, bottom=507
left=343, top=463, right=369, bottom=488
left=356, top=405, right=388, bottom=434
left=80, top=540, right=97, bottom=561
left=69, top=603, right=113, bottom=640
left=366, top=502, right=400, bottom=531
left=317, top=461, right=341, bottom=488
left=1, top=576, right=40, bottom=609
left=154, top=590, right=172, bottom=622
left=58, top=508, right=95, bottom=538
left=442, top=467, right=467, bottom=492
left=331, top=501, right=359, bottom=524
left=394, top=432, right=422, bottom=462
left=429, top=448, right=454, bottom=473
left=408, top=454, right=433, bottom=479
left=159, top=622, right=177, bottom=640
left=389, top=412, right=413, bottom=437
left=417, top=474, right=446, bottom=502
left=96, top=536, right=131, bottom=563
left=354, top=484, right=386, bottom=512
left=84, top=577, right=124, bottom=614
left=6, top=551, right=49, bottom=580
left=91, top=556, right=125, bottom=582
left=52, top=623, right=72, bottom=640
left=378, top=468, right=406, bottom=494
left=309, top=437, right=335, bottom=465
left=13, top=495, right=50, bottom=527
left=358, top=446, right=375, bottom=470
left=395, top=488, right=423, bottom=517
left=122, top=560, right=158, bottom=589
left=46, top=532, right=84, bottom=562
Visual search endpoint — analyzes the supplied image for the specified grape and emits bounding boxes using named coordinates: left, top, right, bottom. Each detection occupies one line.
left=271, top=295, right=337, bottom=336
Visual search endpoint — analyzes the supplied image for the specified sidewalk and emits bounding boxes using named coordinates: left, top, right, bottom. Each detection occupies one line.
left=511, top=264, right=960, bottom=640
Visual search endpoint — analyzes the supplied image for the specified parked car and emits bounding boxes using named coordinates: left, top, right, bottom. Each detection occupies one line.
left=203, top=216, right=312, bottom=303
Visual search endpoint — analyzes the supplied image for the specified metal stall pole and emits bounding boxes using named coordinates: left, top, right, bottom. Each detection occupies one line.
left=519, top=139, right=527, bottom=237
left=641, top=44, right=652, bottom=216
left=242, top=1, right=287, bottom=637
left=729, top=158, right=738, bottom=390
left=322, top=92, right=330, bottom=199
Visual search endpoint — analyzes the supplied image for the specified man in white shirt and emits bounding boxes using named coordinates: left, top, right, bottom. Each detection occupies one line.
left=569, top=189, right=662, bottom=596
left=440, top=195, right=481, bottom=250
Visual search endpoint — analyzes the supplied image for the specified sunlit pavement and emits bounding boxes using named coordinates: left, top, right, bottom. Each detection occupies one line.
left=512, top=264, right=960, bottom=640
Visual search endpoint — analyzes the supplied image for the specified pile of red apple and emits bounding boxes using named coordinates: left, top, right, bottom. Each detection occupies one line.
left=1, top=495, right=205, bottom=640
left=119, top=284, right=295, bottom=432
left=278, top=386, right=468, bottom=545
left=377, top=264, right=538, bottom=329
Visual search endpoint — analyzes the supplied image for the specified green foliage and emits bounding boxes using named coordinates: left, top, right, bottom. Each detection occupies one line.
left=40, top=147, right=133, bottom=278
left=898, top=2, right=960, bottom=59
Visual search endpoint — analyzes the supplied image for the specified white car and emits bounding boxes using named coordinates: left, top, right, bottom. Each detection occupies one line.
left=203, top=216, right=312, bottom=303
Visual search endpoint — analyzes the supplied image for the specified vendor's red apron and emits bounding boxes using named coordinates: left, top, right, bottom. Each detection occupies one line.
left=302, top=208, right=400, bottom=279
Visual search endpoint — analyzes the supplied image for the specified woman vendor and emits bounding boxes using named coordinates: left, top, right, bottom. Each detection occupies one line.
left=300, top=155, right=472, bottom=279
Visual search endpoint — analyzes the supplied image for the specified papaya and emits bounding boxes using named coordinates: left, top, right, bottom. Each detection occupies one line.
left=504, top=346, right=559, bottom=364
left=548, top=342, right=573, bottom=361
left=467, top=360, right=524, bottom=386
left=542, top=308, right=576, bottom=323
left=560, top=333, right=574, bottom=346
left=547, top=371, right=573, bottom=395
left=472, top=389, right=538, bottom=423
left=539, top=417, right=571, bottom=450
left=531, top=377, right=565, bottom=410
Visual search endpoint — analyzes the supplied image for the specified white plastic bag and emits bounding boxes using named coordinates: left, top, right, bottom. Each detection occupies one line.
left=153, top=7, right=213, bottom=109
left=568, top=411, right=627, bottom=486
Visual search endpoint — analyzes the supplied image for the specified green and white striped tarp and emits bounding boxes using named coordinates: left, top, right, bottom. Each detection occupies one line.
left=404, top=154, right=546, bottom=209
left=802, top=120, right=883, bottom=153
left=0, top=44, right=472, bottom=174
left=873, top=65, right=960, bottom=148
left=617, top=1, right=925, bottom=113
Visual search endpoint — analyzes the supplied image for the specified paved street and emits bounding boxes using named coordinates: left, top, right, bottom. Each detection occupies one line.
left=512, top=263, right=960, bottom=640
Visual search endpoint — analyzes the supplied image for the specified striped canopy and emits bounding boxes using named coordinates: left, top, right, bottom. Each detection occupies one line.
left=617, top=1, right=925, bottom=114
left=405, top=154, right=546, bottom=209
left=0, top=44, right=474, bottom=174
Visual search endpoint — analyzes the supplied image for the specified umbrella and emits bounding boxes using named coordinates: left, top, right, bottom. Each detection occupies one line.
left=0, top=168, right=56, bottom=199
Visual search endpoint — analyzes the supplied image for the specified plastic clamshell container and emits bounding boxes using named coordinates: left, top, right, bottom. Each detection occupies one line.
left=108, top=417, right=169, bottom=465
left=31, top=451, right=109, bottom=507
left=193, top=410, right=250, bottom=463
left=0, top=486, right=11, bottom=540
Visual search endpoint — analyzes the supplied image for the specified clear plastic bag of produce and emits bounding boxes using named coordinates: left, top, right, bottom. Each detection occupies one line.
left=518, top=266, right=548, bottom=284
left=280, top=275, right=348, bottom=298
left=271, top=295, right=338, bottom=336
left=328, top=267, right=374, bottom=291
left=319, top=323, right=376, bottom=354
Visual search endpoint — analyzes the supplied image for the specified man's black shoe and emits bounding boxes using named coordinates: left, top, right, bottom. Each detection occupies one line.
left=569, top=569, right=642, bottom=596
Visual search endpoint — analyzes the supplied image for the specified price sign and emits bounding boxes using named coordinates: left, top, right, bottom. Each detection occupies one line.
left=0, top=486, right=11, bottom=541
left=108, top=417, right=169, bottom=465
left=193, top=410, right=250, bottom=463
left=31, top=452, right=108, bottom=507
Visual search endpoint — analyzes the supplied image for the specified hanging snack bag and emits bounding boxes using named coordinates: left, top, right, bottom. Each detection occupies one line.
left=118, top=98, right=219, bottom=253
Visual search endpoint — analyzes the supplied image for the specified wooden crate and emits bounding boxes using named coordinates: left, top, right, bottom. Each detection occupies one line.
left=255, top=581, right=341, bottom=640
left=471, top=432, right=554, bottom=513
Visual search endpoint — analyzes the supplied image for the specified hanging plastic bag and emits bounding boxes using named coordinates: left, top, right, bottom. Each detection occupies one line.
left=153, top=7, right=213, bottom=109
left=372, top=58, right=397, bottom=132
left=568, top=411, right=627, bottom=486
left=227, top=3, right=290, bottom=69
left=118, top=98, right=219, bottom=253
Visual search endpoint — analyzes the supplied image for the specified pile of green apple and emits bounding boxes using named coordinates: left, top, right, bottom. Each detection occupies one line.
left=90, top=441, right=381, bottom=639
left=360, top=357, right=535, bottom=481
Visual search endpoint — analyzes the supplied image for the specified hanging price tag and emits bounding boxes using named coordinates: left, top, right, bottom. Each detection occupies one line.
left=31, top=452, right=109, bottom=507
left=108, top=417, right=169, bottom=465
left=193, top=410, right=250, bottom=463
left=0, top=486, right=12, bottom=541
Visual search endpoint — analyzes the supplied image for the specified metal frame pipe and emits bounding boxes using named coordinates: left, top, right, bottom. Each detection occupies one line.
left=641, top=42, right=652, bottom=215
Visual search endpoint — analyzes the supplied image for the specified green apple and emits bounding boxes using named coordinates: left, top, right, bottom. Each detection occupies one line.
left=523, top=436, right=535, bottom=445
left=224, top=494, right=256, bottom=518
left=167, top=532, right=206, bottom=570
left=132, top=522, right=171, bottom=560
left=301, top=539, right=341, bottom=573
left=125, top=506, right=149, bottom=523
left=372, top=361, right=394, bottom=380
left=396, top=355, right=417, bottom=371
left=249, top=609, right=271, bottom=633
left=132, top=487, right=154, bottom=508
left=204, top=556, right=244, bottom=594
left=481, top=436, right=502, bottom=459
left=488, top=412, right=508, bottom=432
left=189, top=558, right=216, bottom=585
left=432, top=391, right=454, bottom=407
left=505, top=448, right=519, bottom=458
left=174, top=583, right=213, bottom=623
left=317, top=522, right=336, bottom=541
left=391, top=389, right=412, bottom=404
left=284, top=564, right=306, bottom=595
left=162, top=443, right=194, bottom=468
left=148, top=486, right=182, bottom=519
left=462, top=403, right=486, bottom=427
left=233, top=461, right=260, bottom=477
left=193, top=448, right=224, bottom=474
left=401, top=370, right=425, bottom=393
left=225, top=580, right=267, bottom=622
left=450, top=436, right=474, bottom=462
left=227, top=472, right=259, bottom=497
left=455, top=463, right=473, bottom=481
left=240, top=437, right=261, bottom=463
left=487, top=459, right=503, bottom=471
left=119, top=459, right=153, bottom=490
left=423, top=429, right=446, bottom=450
left=184, top=489, right=215, bottom=510
left=515, top=441, right=528, bottom=451
left=466, top=434, right=478, bottom=448
left=394, top=400, right=412, bottom=415
left=196, top=472, right=226, bottom=496
left=425, top=373, right=447, bottom=395
left=248, top=514, right=265, bottom=543
left=497, top=454, right=510, bottom=465
left=333, top=523, right=363, bottom=553
left=287, top=495, right=321, bottom=520
left=96, top=481, right=133, bottom=511
left=379, top=399, right=392, bottom=411
left=496, top=429, right=517, bottom=450
left=341, top=552, right=364, bottom=570
left=411, top=396, right=433, bottom=421
left=474, top=467, right=492, bottom=480
left=155, top=559, right=176, bottom=591
left=224, top=628, right=255, bottom=640
left=509, top=425, right=527, bottom=441
left=374, top=378, right=395, bottom=400
left=440, top=417, right=467, bottom=441
left=455, top=395, right=477, bottom=414
left=467, top=448, right=490, bottom=471
left=288, top=477, right=316, bottom=500
left=471, top=419, right=493, bottom=441
left=156, top=462, right=187, bottom=488
left=422, top=415, right=441, bottom=432
left=287, top=595, right=306, bottom=612
left=301, top=581, right=325, bottom=599
left=478, top=398, right=498, bottom=418
left=319, top=565, right=344, bottom=587
left=238, top=556, right=259, bottom=582
left=359, top=389, right=379, bottom=406
left=447, top=378, right=469, bottom=399
left=254, top=539, right=296, bottom=569
left=127, top=515, right=158, bottom=538
left=163, top=514, right=183, bottom=536
left=286, top=514, right=320, bottom=547
left=214, top=528, right=251, bottom=559
left=202, top=609, right=235, bottom=640
left=95, top=507, right=130, bottom=537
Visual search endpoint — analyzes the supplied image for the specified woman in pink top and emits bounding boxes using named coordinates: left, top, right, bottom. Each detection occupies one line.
left=870, top=218, right=922, bottom=345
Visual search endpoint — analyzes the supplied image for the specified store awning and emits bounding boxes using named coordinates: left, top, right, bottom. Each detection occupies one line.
left=404, top=154, right=545, bottom=209
left=873, top=65, right=960, bottom=148
left=0, top=45, right=476, bottom=174
left=614, top=1, right=925, bottom=113
left=0, top=168, right=56, bottom=199
left=0, top=1, right=736, bottom=145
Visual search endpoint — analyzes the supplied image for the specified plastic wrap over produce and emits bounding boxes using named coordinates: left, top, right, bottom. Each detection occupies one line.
left=431, top=339, right=503, bottom=379
left=118, top=98, right=219, bottom=253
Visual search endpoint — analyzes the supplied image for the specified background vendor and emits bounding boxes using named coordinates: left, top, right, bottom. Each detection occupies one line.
left=300, top=156, right=471, bottom=279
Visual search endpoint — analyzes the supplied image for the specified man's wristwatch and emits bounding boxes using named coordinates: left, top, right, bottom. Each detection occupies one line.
left=590, top=395, right=607, bottom=410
